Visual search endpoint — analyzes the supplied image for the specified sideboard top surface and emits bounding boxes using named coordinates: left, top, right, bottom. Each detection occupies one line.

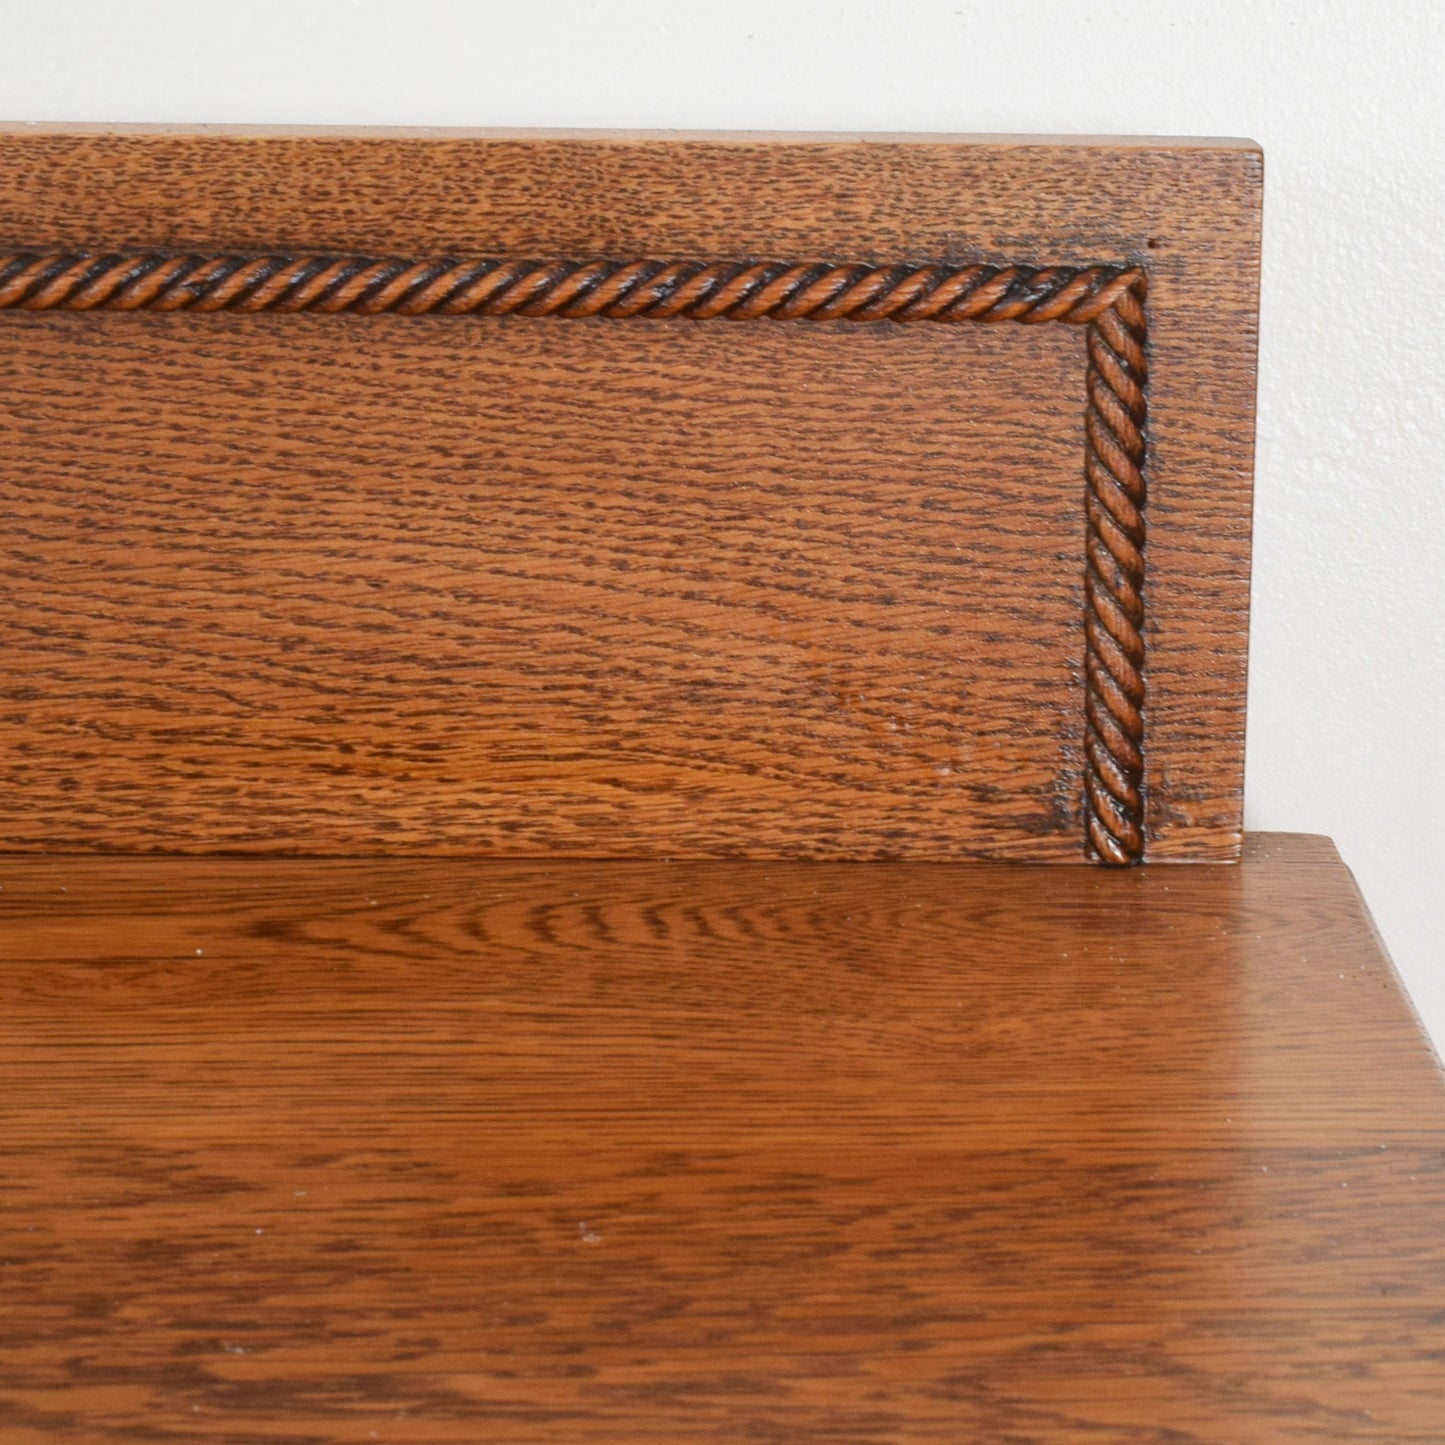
left=3, top=835, right=1443, bottom=1438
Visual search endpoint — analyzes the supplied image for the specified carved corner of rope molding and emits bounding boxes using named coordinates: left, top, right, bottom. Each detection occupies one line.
left=0, top=250, right=1149, bottom=863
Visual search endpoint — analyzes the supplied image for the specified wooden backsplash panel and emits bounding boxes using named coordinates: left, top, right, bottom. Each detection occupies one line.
left=0, top=130, right=1262, bottom=860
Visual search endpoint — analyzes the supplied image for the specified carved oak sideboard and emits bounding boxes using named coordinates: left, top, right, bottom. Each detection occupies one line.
left=1, top=128, right=1441, bottom=1442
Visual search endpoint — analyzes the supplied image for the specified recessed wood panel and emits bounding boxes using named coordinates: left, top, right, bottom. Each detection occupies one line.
left=2, top=311, right=1086, bottom=856
left=0, top=129, right=1262, bottom=859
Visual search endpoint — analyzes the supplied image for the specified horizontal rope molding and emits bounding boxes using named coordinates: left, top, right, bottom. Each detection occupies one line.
left=0, top=247, right=1149, bottom=863
left=0, top=250, right=1143, bottom=325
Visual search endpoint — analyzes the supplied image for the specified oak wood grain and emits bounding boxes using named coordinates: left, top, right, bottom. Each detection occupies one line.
left=2, top=834, right=1442, bottom=1441
left=0, top=130, right=1261, bottom=860
left=0, top=310, right=1090, bottom=859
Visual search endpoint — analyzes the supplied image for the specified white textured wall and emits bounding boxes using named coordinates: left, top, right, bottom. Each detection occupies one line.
left=3, top=1, right=1442, bottom=1047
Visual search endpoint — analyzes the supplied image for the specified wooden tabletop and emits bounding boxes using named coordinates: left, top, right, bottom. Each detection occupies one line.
left=2, top=833, right=1442, bottom=1441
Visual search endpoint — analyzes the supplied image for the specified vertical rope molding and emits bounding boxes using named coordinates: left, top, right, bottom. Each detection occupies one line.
left=1081, top=276, right=1149, bottom=862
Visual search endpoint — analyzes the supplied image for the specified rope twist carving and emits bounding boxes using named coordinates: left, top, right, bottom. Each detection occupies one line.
left=0, top=249, right=1148, bottom=862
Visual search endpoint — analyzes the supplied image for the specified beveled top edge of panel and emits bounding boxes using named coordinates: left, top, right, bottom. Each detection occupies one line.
left=0, top=122, right=1262, bottom=152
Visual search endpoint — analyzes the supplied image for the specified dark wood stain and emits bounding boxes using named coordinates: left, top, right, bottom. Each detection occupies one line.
left=1, top=130, right=1402, bottom=1445
left=2, top=836, right=1443, bottom=1440
left=0, top=311, right=1088, bottom=858
left=0, top=129, right=1261, bottom=860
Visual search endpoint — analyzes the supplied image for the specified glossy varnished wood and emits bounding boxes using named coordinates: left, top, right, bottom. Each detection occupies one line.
left=3, top=834, right=1442, bottom=1441
left=0, top=130, right=1261, bottom=860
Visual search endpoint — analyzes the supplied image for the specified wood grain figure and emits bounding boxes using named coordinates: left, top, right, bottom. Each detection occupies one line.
left=0, top=129, right=1262, bottom=861
left=1, top=126, right=1441, bottom=1444
left=3, top=836, right=1444, bottom=1441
